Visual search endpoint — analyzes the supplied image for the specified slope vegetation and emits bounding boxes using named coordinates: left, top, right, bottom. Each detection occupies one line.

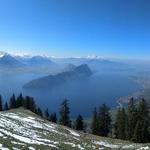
left=0, top=108, right=149, bottom=150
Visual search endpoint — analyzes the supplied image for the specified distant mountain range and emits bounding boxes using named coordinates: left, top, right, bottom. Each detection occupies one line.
left=0, top=51, right=118, bottom=64
left=0, top=52, right=55, bottom=68
left=23, top=64, right=92, bottom=89
left=0, top=51, right=130, bottom=73
left=51, top=57, right=130, bottom=72
left=0, top=54, right=24, bottom=67
left=15, top=55, right=54, bottom=66
left=27, top=56, right=54, bottom=66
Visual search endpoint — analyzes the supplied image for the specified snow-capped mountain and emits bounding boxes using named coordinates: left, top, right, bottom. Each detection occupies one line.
left=0, top=51, right=128, bottom=72
left=0, top=53, right=24, bottom=67
left=0, top=52, right=56, bottom=67
left=0, top=51, right=8, bottom=58
left=0, top=51, right=108, bottom=64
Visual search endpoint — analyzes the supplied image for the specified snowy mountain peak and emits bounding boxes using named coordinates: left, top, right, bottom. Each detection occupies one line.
left=0, top=51, right=107, bottom=60
left=0, top=51, right=8, bottom=58
left=86, top=55, right=104, bottom=60
left=0, top=52, right=24, bottom=67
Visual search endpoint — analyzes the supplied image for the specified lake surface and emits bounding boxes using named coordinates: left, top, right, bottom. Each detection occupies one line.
left=0, top=72, right=141, bottom=117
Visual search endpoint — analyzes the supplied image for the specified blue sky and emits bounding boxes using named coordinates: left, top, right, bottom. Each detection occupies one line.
left=0, top=0, right=150, bottom=59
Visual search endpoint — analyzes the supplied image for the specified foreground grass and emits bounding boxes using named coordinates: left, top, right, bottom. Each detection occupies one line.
left=0, top=108, right=149, bottom=150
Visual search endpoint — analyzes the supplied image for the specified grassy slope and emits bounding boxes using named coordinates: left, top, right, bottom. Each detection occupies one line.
left=0, top=108, right=149, bottom=150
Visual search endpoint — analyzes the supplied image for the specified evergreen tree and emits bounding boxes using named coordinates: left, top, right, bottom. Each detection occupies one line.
left=24, top=96, right=30, bottom=109
left=91, top=107, right=99, bottom=135
left=0, top=95, right=3, bottom=111
left=37, top=107, right=43, bottom=117
left=9, top=94, right=16, bottom=109
left=98, top=104, right=111, bottom=137
left=16, top=93, right=24, bottom=107
left=126, top=98, right=137, bottom=140
left=59, top=99, right=71, bottom=127
left=75, top=114, right=84, bottom=131
left=45, top=108, right=50, bottom=119
left=114, top=108, right=126, bottom=140
left=49, top=112, right=57, bottom=123
left=28, top=97, right=36, bottom=113
left=24, top=96, right=36, bottom=112
left=132, top=99, right=150, bottom=143
left=4, top=101, right=9, bottom=111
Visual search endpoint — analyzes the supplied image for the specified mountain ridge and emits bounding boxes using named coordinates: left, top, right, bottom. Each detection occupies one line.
left=23, top=64, right=92, bottom=89
left=0, top=54, right=24, bottom=67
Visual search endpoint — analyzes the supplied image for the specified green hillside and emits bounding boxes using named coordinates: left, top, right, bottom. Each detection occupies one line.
left=0, top=108, right=149, bottom=150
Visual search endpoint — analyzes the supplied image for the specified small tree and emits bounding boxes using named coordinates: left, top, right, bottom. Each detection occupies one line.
left=75, top=114, right=84, bottom=131
left=24, top=96, right=36, bottom=112
left=37, top=107, right=43, bottom=117
left=9, top=94, right=16, bottom=109
left=59, top=99, right=71, bottom=127
left=24, top=96, right=30, bottom=109
left=114, top=108, right=127, bottom=140
left=29, top=97, right=36, bottom=113
left=132, top=99, right=150, bottom=143
left=16, top=93, right=24, bottom=107
left=45, top=108, right=50, bottom=119
left=126, top=98, right=137, bottom=140
left=4, top=101, right=9, bottom=111
left=91, top=107, right=99, bottom=135
left=98, top=104, right=111, bottom=137
left=49, top=112, right=57, bottom=123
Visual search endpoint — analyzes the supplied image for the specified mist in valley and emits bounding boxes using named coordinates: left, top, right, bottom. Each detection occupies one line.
left=0, top=58, right=142, bottom=117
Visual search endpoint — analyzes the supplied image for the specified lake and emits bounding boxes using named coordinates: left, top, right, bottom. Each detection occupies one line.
left=0, top=71, right=141, bottom=117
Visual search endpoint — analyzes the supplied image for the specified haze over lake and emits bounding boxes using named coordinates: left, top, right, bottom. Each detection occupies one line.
left=0, top=70, right=141, bottom=117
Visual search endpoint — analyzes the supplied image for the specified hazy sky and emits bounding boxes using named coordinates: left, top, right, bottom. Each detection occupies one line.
left=0, top=0, right=150, bottom=59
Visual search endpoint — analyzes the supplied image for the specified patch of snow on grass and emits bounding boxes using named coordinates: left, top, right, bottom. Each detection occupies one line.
left=3, top=113, right=61, bottom=136
left=0, top=128, right=58, bottom=148
left=77, top=144, right=84, bottom=150
left=122, top=144, right=134, bottom=149
left=64, top=142, right=84, bottom=150
left=64, top=142, right=76, bottom=147
left=94, top=141, right=119, bottom=149
left=94, top=141, right=141, bottom=149
left=0, top=113, right=60, bottom=149
left=29, top=147, right=36, bottom=150
left=11, top=141, right=26, bottom=146
left=0, top=144, right=9, bottom=150
left=68, top=129, right=80, bottom=137
left=12, top=148, right=19, bottom=150
left=0, top=133, right=3, bottom=136
left=137, top=146, right=149, bottom=150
